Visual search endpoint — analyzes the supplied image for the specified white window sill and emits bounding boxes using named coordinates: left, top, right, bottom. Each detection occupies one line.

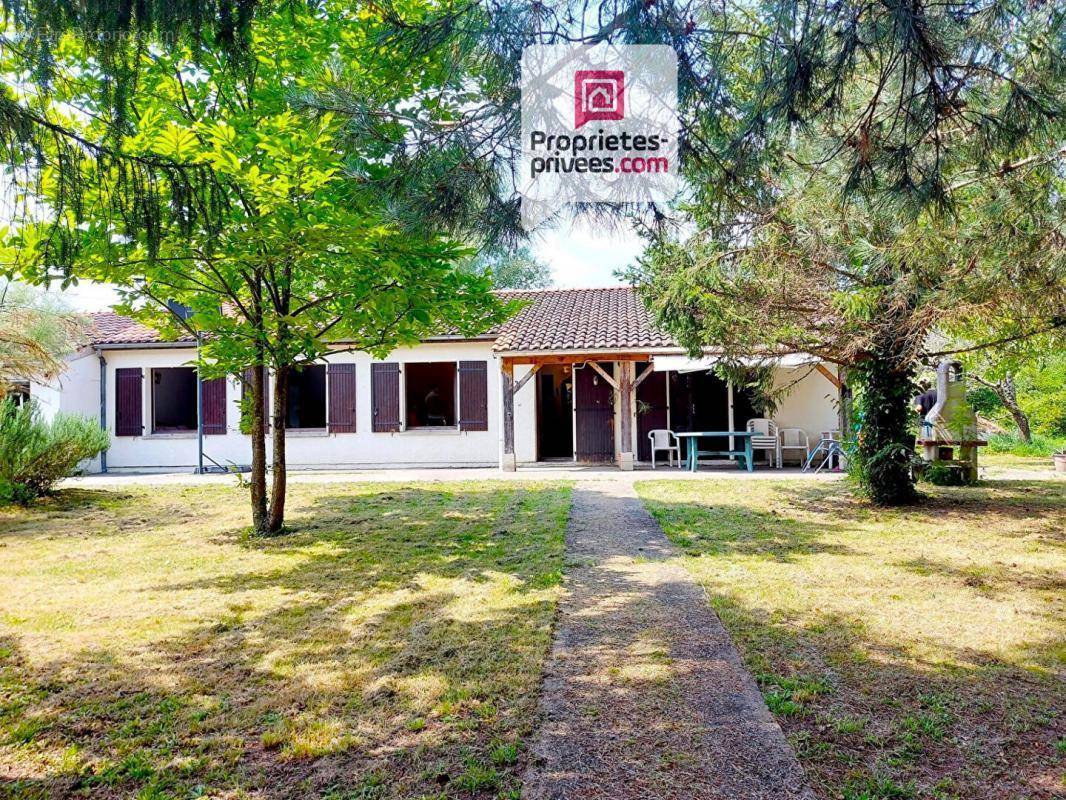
left=146, top=432, right=197, bottom=439
left=286, top=428, right=329, bottom=437
left=399, top=427, right=462, bottom=435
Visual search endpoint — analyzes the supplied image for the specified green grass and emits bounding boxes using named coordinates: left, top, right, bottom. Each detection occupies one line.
left=986, top=431, right=1065, bottom=458
left=636, top=479, right=1065, bottom=800
left=0, top=481, right=572, bottom=799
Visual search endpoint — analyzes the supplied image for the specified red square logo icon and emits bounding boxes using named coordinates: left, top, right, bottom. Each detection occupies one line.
left=574, top=70, right=625, bottom=128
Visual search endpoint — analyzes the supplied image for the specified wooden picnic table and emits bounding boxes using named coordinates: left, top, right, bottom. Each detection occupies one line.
left=674, top=431, right=755, bottom=472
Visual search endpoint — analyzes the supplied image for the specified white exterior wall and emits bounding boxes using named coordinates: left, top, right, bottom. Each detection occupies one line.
left=513, top=364, right=539, bottom=464
left=772, top=365, right=841, bottom=462
left=96, top=341, right=505, bottom=473
left=31, top=350, right=105, bottom=472
left=43, top=343, right=842, bottom=473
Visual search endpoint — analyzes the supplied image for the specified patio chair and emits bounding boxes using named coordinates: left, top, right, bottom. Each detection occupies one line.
left=648, top=429, right=681, bottom=469
left=804, top=430, right=844, bottom=472
left=779, top=428, right=810, bottom=468
left=746, top=418, right=780, bottom=468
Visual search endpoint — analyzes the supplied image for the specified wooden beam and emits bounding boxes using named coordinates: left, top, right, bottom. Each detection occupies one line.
left=501, top=362, right=515, bottom=460
left=633, top=362, right=655, bottom=389
left=587, top=361, right=618, bottom=390
left=502, top=353, right=653, bottom=367
left=815, top=363, right=842, bottom=390
left=618, top=361, right=634, bottom=469
left=512, top=364, right=541, bottom=396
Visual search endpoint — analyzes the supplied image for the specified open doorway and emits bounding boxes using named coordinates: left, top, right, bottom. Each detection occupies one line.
left=536, top=364, right=574, bottom=460
left=669, top=370, right=760, bottom=432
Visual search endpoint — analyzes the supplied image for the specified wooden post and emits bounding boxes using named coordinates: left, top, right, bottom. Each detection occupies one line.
left=618, top=361, right=635, bottom=470
left=501, top=360, right=516, bottom=471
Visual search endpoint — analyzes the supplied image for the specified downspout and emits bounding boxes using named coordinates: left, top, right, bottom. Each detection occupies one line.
left=95, top=347, right=108, bottom=474
left=196, top=335, right=204, bottom=474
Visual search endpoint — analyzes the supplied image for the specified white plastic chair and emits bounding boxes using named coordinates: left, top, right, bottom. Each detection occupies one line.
left=746, top=418, right=780, bottom=468
left=648, top=429, right=681, bottom=469
left=779, top=428, right=810, bottom=468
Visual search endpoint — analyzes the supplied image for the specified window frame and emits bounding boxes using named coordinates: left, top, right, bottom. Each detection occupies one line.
left=401, top=361, right=460, bottom=430
left=287, top=364, right=328, bottom=431
left=150, top=366, right=199, bottom=434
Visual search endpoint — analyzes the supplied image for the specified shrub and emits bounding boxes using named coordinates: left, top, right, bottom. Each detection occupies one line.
left=0, top=398, right=109, bottom=504
left=919, top=462, right=976, bottom=486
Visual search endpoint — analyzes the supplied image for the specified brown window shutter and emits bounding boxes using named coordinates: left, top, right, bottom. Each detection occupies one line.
left=242, top=367, right=270, bottom=432
left=371, top=362, right=401, bottom=432
left=458, top=361, right=488, bottom=431
left=327, top=363, right=356, bottom=433
left=115, top=368, right=143, bottom=436
left=201, top=377, right=227, bottom=435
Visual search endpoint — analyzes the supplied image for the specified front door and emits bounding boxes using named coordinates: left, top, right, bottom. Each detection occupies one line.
left=575, top=363, right=615, bottom=462
left=636, top=365, right=669, bottom=461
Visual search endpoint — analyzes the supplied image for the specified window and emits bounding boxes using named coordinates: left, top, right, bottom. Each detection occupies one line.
left=288, top=365, right=327, bottom=429
left=404, top=362, right=457, bottom=428
left=6, top=381, right=30, bottom=407
left=152, top=367, right=197, bottom=432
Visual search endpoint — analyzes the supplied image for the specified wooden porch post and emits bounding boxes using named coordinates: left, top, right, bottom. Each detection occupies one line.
left=501, top=360, right=516, bottom=471
left=618, top=361, right=635, bottom=470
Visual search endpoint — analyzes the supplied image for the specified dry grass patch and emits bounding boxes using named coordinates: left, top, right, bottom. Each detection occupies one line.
left=0, top=481, right=571, bottom=799
left=636, top=479, right=1065, bottom=800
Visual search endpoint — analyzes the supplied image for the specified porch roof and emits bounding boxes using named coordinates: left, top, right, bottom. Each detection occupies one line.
left=493, top=287, right=676, bottom=353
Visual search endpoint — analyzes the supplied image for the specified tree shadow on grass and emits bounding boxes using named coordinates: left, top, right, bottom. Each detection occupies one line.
left=638, top=478, right=1065, bottom=799
left=704, top=595, right=1064, bottom=800
left=785, top=479, right=1066, bottom=527
left=640, top=497, right=859, bottom=563
left=0, top=483, right=570, bottom=800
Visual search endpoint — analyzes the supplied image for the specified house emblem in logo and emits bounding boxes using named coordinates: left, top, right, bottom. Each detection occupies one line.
left=574, top=70, right=625, bottom=128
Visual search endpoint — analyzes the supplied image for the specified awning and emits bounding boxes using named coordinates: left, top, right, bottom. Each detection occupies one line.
left=651, top=353, right=819, bottom=372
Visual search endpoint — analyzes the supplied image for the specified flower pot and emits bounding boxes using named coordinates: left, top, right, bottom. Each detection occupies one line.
left=1054, top=453, right=1066, bottom=473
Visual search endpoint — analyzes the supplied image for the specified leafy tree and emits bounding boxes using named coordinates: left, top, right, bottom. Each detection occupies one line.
left=339, top=0, right=1063, bottom=505
left=2, top=2, right=509, bottom=533
left=635, top=158, right=1064, bottom=503
left=0, top=280, right=85, bottom=389
left=467, top=246, right=553, bottom=290
left=964, top=342, right=1066, bottom=441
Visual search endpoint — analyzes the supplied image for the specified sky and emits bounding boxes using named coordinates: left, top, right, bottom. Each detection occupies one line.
left=51, top=220, right=647, bottom=312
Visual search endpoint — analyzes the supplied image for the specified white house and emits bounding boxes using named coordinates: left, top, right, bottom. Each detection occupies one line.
left=29, top=287, right=843, bottom=473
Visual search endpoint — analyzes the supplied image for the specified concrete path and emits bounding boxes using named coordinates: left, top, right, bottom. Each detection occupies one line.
left=523, top=480, right=816, bottom=800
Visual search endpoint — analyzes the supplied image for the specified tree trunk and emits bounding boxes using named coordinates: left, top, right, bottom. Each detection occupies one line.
left=853, top=322, right=918, bottom=505
left=997, top=375, right=1031, bottom=442
left=267, top=364, right=289, bottom=534
left=249, top=363, right=269, bottom=534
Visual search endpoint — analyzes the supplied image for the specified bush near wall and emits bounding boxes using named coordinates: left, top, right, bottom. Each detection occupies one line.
left=0, top=398, right=110, bottom=504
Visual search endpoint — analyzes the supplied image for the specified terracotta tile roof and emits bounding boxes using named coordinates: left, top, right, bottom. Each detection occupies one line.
left=87, top=287, right=679, bottom=353
left=492, top=287, right=677, bottom=352
left=88, top=312, right=195, bottom=345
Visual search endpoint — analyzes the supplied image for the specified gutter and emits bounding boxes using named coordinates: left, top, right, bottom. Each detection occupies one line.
left=492, top=346, right=686, bottom=358
left=94, top=347, right=108, bottom=473
left=93, top=340, right=197, bottom=351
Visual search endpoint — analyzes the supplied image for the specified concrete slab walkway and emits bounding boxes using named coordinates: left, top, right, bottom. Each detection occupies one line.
left=523, top=480, right=816, bottom=800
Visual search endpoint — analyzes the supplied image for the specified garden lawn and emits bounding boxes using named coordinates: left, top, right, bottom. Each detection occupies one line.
left=636, top=479, right=1065, bottom=800
left=981, top=451, right=1059, bottom=474
left=0, top=481, right=571, bottom=799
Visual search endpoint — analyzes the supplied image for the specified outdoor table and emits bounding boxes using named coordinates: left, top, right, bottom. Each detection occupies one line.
left=675, top=431, right=755, bottom=472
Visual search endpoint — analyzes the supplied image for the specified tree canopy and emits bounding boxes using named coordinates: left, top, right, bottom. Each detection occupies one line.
left=467, top=246, right=553, bottom=290
left=1, top=1, right=511, bottom=532
left=0, top=280, right=84, bottom=389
